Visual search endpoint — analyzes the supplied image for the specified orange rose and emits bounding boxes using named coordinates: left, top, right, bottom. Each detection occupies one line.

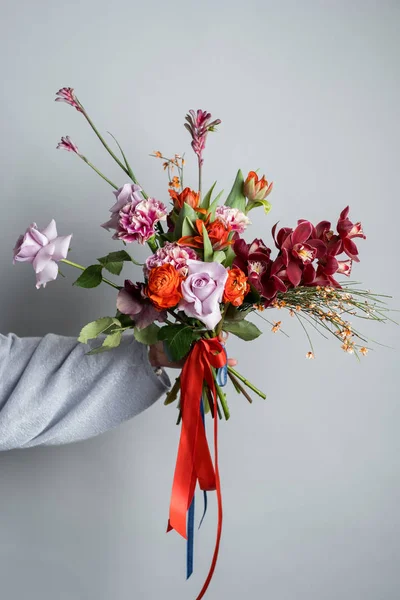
left=223, top=268, right=250, bottom=307
left=146, top=264, right=183, bottom=310
left=169, top=187, right=200, bottom=210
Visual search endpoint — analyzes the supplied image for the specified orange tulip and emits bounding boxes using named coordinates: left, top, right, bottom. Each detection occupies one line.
left=244, top=171, right=273, bottom=201
left=169, top=187, right=200, bottom=210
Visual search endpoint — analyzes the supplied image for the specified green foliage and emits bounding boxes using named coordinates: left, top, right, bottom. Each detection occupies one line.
left=73, top=265, right=103, bottom=288
left=202, top=223, right=213, bottom=262
left=224, top=245, right=237, bottom=268
left=86, top=330, right=123, bottom=354
left=78, top=317, right=122, bottom=344
left=225, top=169, right=246, bottom=212
left=201, top=181, right=217, bottom=209
left=207, top=190, right=224, bottom=221
left=174, top=202, right=198, bottom=239
left=98, top=250, right=142, bottom=275
left=158, top=325, right=201, bottom=362
left=246, top=199, right=272, bottom=215
left=133, top=323, right=160, bottom=345
left=225, top=304, right=253, bottom=322
left=222, top=319, right=262, bottom=341
left=182, top=216, right=197, bottom=238
left=212, top=250, right=226, bottom=264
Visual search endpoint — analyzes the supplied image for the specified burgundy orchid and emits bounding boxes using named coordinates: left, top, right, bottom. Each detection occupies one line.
left=116, top=280, right=166, bottom=330
left=233, top=238, right=287, bottom=304
left=337, top=206, right=366, bottom=262
left=272, top=221, right=326, bottom=287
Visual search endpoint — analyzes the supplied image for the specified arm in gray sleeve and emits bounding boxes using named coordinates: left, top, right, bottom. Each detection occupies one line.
left=0, top=333, right=170, bottom=450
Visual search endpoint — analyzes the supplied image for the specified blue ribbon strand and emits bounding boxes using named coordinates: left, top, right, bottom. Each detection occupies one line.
left=186, top=350, right=228, bottom=580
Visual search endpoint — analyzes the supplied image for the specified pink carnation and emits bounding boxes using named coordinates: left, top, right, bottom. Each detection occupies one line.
left=117, top=198, right=167, bottom=244
left=144, top=242, right=198, bottom=278
left=102, top=184, right=144, bottom=232
left=215, top=206, right=250, bottom=233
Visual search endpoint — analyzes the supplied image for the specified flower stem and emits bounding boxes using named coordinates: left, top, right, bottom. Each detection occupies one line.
left=213, top=372, right=230, bottom=420
left=80, top=109, right=131, bottom=178
left=80, top=156, right=118, bottom=189
left=227, top=366, right=266, bottom=399
left=215, top=303, right=230, bottom=337
left=60, top=259, right=120, bottom=290
left=198, top=159, right=202, bottom=199
left=227, top=371, right=253, bottom=403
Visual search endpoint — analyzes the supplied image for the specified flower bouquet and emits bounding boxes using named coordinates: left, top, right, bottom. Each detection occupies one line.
left=13, top=88, right=392, bottom=599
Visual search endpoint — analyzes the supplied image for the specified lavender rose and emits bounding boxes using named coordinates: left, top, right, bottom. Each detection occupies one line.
left=13, top=220, right=72, bottom=289
left=179, top=260, right=228, bottom=330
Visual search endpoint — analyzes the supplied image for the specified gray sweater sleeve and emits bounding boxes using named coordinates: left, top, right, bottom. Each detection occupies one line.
left=0, top=333, right=170, bottom=450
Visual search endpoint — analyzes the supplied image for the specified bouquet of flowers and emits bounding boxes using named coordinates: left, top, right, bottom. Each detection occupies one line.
left=13, top=88, right=392, bottom=599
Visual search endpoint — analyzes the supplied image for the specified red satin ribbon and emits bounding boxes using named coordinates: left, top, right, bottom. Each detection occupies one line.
left=167, top=337, right=226, bottom=599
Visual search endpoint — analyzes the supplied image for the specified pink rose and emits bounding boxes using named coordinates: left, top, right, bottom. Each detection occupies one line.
left=13, top=220, right=72, bottom=289
left=179, top=260, right=228, bottom=330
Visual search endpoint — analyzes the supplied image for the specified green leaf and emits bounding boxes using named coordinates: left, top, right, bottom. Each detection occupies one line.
left=87, top=330, right=123, bottom=354
left=224, top=244, right=237, bottom=268
left=98, top=250, right=142, bottom=267
left=133, top=323, right=160, bottom=345
left=246, top=199, right=272, bottom=215
left=222, top=319, right=262, bottom=341
left=225, top=169, right=246, bottom=212
left=200, top=181, right=217, bottom=209
left=207, top=190, right=224, bottom=221
left=225, top=304, right=253, bottom=322
left=202, top=223, right=213, bottom=262
left=108, top=132, right=135, bottom=179
left=158, top=325, right=201, bottom=362
left=212, top=250, right=226, bottom=264
left=78, top=317, right=121, bottom=343
left=73, top=264, right=103, bottom=288
left=182, top=216, right=197, bottom=237
left=174, top=202, right=198, bottom=240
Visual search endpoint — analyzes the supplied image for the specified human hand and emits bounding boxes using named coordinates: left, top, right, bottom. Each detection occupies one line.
left=148, top=332, right=237, bottom=370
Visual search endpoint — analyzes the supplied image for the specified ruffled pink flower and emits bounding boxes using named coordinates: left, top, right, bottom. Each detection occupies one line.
left=102, top=184, right=144, bottom=232
left=55, top=88, right=82, bottom=112
left=13, top=220, right=72, bottom=289
left=56, top=136, right=80, bottom=155
left=117, top=198, right=167, bottom=244
left=215, top=206, right=250, bottom=233
left=144, top=242, right=198, bottom=278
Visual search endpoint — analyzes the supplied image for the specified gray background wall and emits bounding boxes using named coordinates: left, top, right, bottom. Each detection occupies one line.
left=0, top=1, right=399, bottom=598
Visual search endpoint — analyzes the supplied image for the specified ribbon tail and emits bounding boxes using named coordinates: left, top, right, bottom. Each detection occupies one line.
left=198, top=491, right=208, bottom=530
left=186, top=495, right=195, bottom=579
